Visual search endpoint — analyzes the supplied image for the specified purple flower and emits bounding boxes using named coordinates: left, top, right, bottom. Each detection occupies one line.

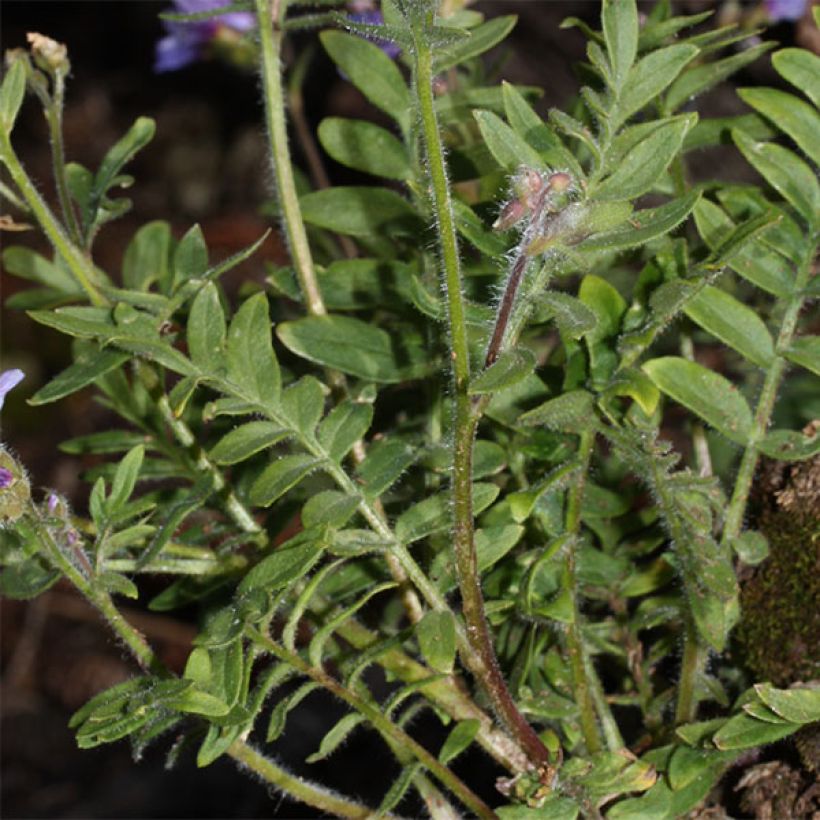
left=0, top=467, right=13, bottom=490
left=347, top=7, right=401, bottom=60
left=0, top=368, right=24, bottom=411
left=156, top=0, right=256, bottom=73
left=765, top=0, right=807, bottom=21
left=47, top=492, right=59, bottom=513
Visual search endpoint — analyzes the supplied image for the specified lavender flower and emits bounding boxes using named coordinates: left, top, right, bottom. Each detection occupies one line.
left=347, top=4, right=401, bottom=60
left=47, top=492, right=59, bottom=513
left=156, top=0, right=256, bottom=73
left=0, top=467, right=12, bottom=490
left=765, top=0, right=807, bottom=21
left=0, top=368, right=24, bottom=411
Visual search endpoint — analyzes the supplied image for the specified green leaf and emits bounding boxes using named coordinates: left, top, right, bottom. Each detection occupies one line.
left=758, top=428, right=820, bottom=461
left=238, top=530, right=326, bottom=593
left=29, top=347, right=129, bottom=405
left=434, top=15, right=517, bottom=73
left=784, top=336, right=820, bottom=377
left=277, top=315, right=427, bottom=382
left=684, top=112, right=778, bottom=152
left=319, top=30, right=410, bottom=127
left=473, top=109, right=546, bottom=172
left=122, top=221, right=171, bottom=291
left=602, top=0, right=638, bottom=91
left=773, top=48, right=820, bottom=108
left=299, top=186, right=417, bottom=237
left=469, top=349, right=536, bottom=395
left=267, top=682, right=320, bottom=742
left=92, top=117, right=155, bottom=217
left=738, top=86, right=820, bottom=167
left=666, top=42, right=775, bottom=112
left=433, top=524, right=525, bottom=592
left=280, top=376, right=326, bottom=439
left=498, top=796, right=579, bottom=819
left=3, top=246, right=79, bottom=293
left=732, top=130, right=819, bottom=228
left=0, top=58, right=27, bottom=133
left=416, top=610, right=457, bottom=674
left=501, top=81, right=581, bottom=173
left=377, top=764, right=420, bottom=817
left=452, top=199, right=508, bottom=256
left=395, top=483, right=500, bottom=543
left=438, top=719, right=481, bottom=765
left=507, top=461, right=581, bottom=523
left=615, top=43, right=698, bottom=127
left=0, top=558, right=60, bottom=600
left=188, top=282, right=226, bottom=370
left=643, top=357, right=752, bottom=444
left=209, top=421, right=289, bottom=465
left=683, top=285, right=775, bottom=368
left=173, top=224, right=208, bottom=288
left=604, top=369, right=661, bottom=415
left=166, top=687, right=230, bottom=717
left=579, top=274, right=626, bottom=341
left=693, top=199, right=791, bottom=296
left=713, top=712, right=800, bottom=750
left=249, top=454, right=323, bottom=507
left=535, top=292, right=598, bottom=339
left=593, top=115, right=694, bottom=200
left=306, top=713, right=366, bottom=763
left=226, top=293, right=280, bottom=405
left=302, top=491, right=359, bottom=529
left=317, top=400, right=373, bottom=462
left=107, top=445, right=144, bottom=514
left=317, top=117, right=410, bottom=180
left=731, top=531, right=769, bottom=565
left=354, top=437, right=416, bottom=498
left=577, top=190, right=700, bottom=253
left=755, top=684, right=820, bottom=724
left=519, top=390, right=597, bottom=432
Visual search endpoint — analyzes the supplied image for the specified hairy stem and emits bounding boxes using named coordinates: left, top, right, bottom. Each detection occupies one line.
left=564, top=429, right=602, bottom=753
left=45, top=71, right=83, bottom=245
left=255, top=0, right=326, bottom=316
left=228, top=741, right=377, bottom=818
left=0, top=135, right=106, bottom=305
left=247, top=627, right=498, bottom=819
left=722, top=244, right=814, bottom=543
left=412, top=19, right=550, bottom=770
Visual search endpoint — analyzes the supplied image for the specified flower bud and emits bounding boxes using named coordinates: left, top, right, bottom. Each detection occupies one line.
left=0, top=448, right=31, bottom=523
left=493, top=198, right=528, bottom=232
left=547, top=172, right=572, bottom=193
left=26, top=32, right=70, bottom=75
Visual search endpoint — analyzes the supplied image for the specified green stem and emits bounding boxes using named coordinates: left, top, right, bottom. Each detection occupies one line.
left=722, top=247, right=813, bottom=543
left=333, top=614, right=530, bottom=774
left=228, top=741, right=377, bottom=818
left=0, top=134, right=106, bottom=305
left=564, top=429, right=602, bottom=753
left=674, top=618, right=702, bottom=725
left=255, top=0, right=326, bottom=317
left=586, top=652, right=624, bottom=751
left=412, top=21, right=550, bottom=771
left=247, top=627, right=498, bottom=819
left=46, top=71, right=83, bottom=245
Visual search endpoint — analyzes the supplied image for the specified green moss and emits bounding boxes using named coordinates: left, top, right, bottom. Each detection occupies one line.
left=739, top=511, right=820, bottom=686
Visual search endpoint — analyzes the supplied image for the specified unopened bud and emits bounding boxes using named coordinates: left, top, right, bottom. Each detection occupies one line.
left=27, top=32, right=69, bottom=74
left=547, top=172, right=572, bottom=193
left=513, top=168, right=545, bottom=208
left=493, top=198, right=527, bottom=232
